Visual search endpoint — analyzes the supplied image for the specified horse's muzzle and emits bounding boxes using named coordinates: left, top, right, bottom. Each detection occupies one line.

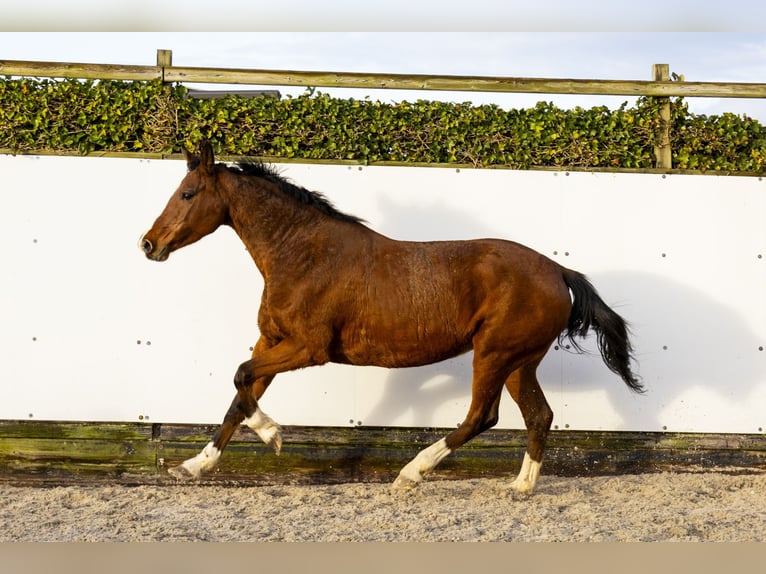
left=140, top=235, right=169, bottom=261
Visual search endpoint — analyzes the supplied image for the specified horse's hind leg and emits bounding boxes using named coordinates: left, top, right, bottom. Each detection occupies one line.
left=392, top=359, right=507, bottom=490
left=504, top=360, right=553, bottom=493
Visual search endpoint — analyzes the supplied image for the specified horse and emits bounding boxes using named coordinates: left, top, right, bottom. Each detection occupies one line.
left=140, top=141, right=642, bottom=493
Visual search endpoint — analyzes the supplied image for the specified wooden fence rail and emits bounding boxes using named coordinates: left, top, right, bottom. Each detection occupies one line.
left=3, top=49, right=766, bottom=169
left=2, top=49, right=766, bottom=99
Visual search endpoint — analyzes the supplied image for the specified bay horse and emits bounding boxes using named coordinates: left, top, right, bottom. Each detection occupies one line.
left=141, top=142, right=642, bottom=493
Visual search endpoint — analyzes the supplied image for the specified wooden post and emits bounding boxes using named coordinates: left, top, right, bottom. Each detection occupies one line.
left=653, top=63, right=672, bottom=170
left=156, top=49, right=173, bottom=82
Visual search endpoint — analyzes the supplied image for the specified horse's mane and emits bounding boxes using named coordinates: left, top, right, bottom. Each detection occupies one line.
left=226, top=161, right=364, bottom=224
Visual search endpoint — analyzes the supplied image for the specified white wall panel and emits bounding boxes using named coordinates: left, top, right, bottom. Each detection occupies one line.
left=1, top=155, right=763, bottom=433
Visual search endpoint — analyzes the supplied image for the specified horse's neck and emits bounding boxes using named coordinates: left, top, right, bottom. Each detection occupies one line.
left=226, top=182, right=351, bottom=280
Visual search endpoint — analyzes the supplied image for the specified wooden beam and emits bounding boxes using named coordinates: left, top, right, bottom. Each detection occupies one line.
left=0, top=59, right=160, bottom=81
left=156, top=49, right=172, bottom=82
left=1, top=420, right=764, bottom=485
left=2, top=57, right=766, bottom=99
left=161, top=66, right=766, bottom=98
left=653, top=64, right=673, bottom=170
left=2, top=147, right=764, bottom=176
left=156, top=49, right=172, bottom=68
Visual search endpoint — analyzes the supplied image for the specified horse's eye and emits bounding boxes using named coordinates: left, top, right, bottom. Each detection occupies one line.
left=181, top=192, right=195, bottom=201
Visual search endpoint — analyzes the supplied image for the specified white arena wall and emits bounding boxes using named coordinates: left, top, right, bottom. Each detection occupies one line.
left=1, top=154, right=764, bottom=434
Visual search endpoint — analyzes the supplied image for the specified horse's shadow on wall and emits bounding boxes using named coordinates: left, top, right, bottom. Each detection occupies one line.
left=360, top=197, right=764, bottom=433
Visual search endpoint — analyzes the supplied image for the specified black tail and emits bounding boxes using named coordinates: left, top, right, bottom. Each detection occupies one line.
left=561, top=269, right=644, bottom=394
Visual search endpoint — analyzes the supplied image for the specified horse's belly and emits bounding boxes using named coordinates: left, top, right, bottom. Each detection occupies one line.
left=337, top=324, right=472, bottom=368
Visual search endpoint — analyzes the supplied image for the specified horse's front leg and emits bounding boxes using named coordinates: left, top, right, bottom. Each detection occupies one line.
left=242, top=403, right=283, bottom=454
left=168, top=337, right=316, bottom=480
left=167, top=393, right=246, bottom=480
left=167, top=373, right=276, bottom=480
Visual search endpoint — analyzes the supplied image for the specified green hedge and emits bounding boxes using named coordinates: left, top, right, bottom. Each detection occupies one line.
left=1, top=77, right=765, bottom=171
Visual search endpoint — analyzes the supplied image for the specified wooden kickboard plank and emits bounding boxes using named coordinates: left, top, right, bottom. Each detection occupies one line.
left=1, top=421, right=764, bottom=485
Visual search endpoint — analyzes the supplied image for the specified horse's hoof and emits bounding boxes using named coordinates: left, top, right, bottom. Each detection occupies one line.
left=391, top=475, right=420, bottom=491
left=270, top=432, right=283, bottom=456
left=168, top=464, right=197, bottom=481
left=509, top=479, right=534, bottom=494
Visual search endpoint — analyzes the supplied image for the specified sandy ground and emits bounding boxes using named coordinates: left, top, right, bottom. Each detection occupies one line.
left=1, top=471, right=764, bottom=542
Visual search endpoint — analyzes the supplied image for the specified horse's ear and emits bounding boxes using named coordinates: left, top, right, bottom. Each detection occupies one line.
left=199, top=140, right=215, bottom=174
left=182, top=146, right=198, bottom=171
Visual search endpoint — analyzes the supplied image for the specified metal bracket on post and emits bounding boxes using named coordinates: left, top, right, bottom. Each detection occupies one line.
left=652, top=63, right=673, bottom=170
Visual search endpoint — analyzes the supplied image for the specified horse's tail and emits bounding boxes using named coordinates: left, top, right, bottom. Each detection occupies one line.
left=561, top=268, right=644, bottom=394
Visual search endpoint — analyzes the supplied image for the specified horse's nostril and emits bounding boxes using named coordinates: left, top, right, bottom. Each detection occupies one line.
left=142, top=238, right=153, bottom=254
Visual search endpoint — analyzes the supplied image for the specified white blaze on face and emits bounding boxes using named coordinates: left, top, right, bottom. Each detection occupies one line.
left=510, top=451, right=542, bottom=493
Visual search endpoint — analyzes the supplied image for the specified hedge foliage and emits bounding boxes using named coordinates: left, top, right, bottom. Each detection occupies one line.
left=1, top=77, right=765, bottom=172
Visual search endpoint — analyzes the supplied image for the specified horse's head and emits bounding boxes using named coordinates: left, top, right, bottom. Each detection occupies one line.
left=141, top=142, right=229, bottom=261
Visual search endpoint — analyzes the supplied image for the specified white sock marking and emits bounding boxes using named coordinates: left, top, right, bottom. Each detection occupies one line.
left=393, top=438, right=452, bottom=489
left=244, top=407, right=283, bottom=454
left=510, top=451, right=542, bottom=493
left=176, top=441, right=221, bottom=479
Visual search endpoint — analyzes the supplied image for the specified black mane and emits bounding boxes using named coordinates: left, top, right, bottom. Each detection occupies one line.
left=226, top=161, right=364, bottom=224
